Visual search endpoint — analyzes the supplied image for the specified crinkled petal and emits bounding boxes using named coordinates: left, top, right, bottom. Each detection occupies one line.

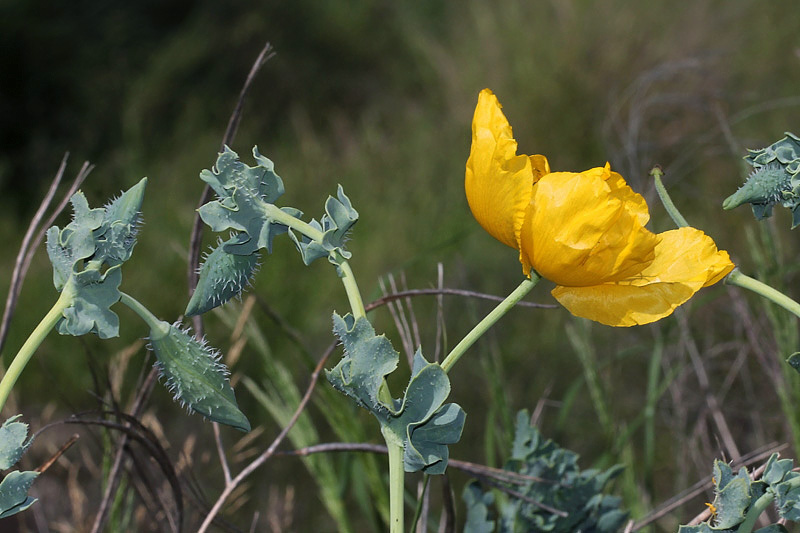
left=631, top=227, right=734, bottom=288
left=550, top=227, right=734, bottom=326
left=465, top=89, right=536, bottom=249
left=520, top=167, right=658, bottom=284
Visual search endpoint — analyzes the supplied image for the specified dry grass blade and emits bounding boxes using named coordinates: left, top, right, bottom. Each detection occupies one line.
left=196, top=340, right=336, bottom=533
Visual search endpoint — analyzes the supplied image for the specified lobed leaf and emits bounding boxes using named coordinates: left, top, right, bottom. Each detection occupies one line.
left=463, top=481, right=496, bottom=533
left=46, top=179, right=147, bottom=338
left=0, top=416, right=32, bottom=470
left=468, top=410, right=627, bottom=533
left=288, top=185, right=358, bottom=268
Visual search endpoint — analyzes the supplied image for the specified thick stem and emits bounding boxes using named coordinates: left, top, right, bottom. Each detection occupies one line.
left=262, top=203, right=325, bottom=241
left=383, top=428, right=405, bottom=533
left=735, top=475, right=800, bottom=533
left=441, top=274, right=541, bottom=374
left=725, top=268, right=800, bottom=320
left=336, top=257, right=366, bottom=320
left=0, top=285, right=74, bottom=413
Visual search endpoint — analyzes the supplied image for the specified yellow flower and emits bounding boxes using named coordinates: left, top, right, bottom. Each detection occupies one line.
left=465, top=89, right=734, bottom=326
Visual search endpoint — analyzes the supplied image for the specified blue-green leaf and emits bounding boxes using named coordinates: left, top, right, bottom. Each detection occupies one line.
left=55, top=266, right=122, bottom=339
left=0, top=416, right=32, bottom=470
left=149, top=321, right=250, bottom=432
left=711, top=461, right=751, bottom=529
left=463, top=481, right=495, bottom=533
left=0, top=471, right=39, bottom=519
left=326, top=314, right=464, bottom=474
left=287, top=185, right=358, bottom=268
left=46, top=179, right=147, bottom=338
left=197, top=146, right=292, bottom=256
left=0, top=416, right=38, bottom=520
left=94, top=177, right=147, bottom=265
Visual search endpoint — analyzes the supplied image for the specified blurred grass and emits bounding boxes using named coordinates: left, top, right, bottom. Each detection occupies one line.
left=2, top=0, right=800, bottom=530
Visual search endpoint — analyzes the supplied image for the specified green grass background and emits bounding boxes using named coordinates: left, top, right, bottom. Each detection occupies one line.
left=2, top=0, right=800, bottom=530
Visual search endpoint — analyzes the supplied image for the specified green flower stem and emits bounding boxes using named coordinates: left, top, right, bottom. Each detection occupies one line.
left=725, top=268, right=800, bottom=320
left=0, top=283, right=75, bottom=413
left=262, top=203, right=325, bottom=241
left=118, top=292, right=168, bottom=338
left=441, top=273, right=541, bottom=374
left=737, top=475, right=800, bottom=533
left=263, top=204, right=366, bottom=319
left=383, top=426, right=405, bottom=533
left=335, top=255, right=366, bottom=320
left=651, top=167, right=689, bottom=228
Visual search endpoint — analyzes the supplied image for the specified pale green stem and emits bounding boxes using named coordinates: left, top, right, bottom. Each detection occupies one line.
left=118, top=292, right=169, bottom=338
left=383, top=427, right=405, bottom=533
left=264, top=204, right=398, bottom=521
left=441, top=274, right=541, bottom=374
left=0, top=283, right=75, bottom=414
left=725, top=268, right=800, bottom=319
left=335, top=254, right=366, bottom=320
left=651, top=167, right=689, bottom=228
left=736, top=475, right=800, bottom=533
left=262, top=203, right=325, bottom=241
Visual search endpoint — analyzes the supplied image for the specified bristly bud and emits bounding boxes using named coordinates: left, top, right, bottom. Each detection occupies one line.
left=149, top=321, right=250, bottom=432
left=724, top=132, right=800, bottom=228
left=185, top=238, right=260, bottom=316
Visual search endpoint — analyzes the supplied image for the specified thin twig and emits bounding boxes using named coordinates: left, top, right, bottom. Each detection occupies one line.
left=0, top=156, right=92, bottom=356
left=280, top=442, right=551, bottom=485
left=34, top=433, right=79, bottom=473
left=188, top=42, right=275, bottom=338
left=365, top=287, right=555, bottom=312
left=214, top=421, right=233, bottom=485
left=196, top=341, right=335, bottom=533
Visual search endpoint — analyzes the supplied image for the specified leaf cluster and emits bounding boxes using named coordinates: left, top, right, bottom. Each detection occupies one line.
left=725, top=132, right=800, bottom=227
left=187, top=147, right=358, bottom=315
left=45, top=178, right=147, bottom=338
left=326, top=313, right=465, bottom=474
left=463, top=410, right=627, bottom=533
left=679, top=454, right=800, bottom=533
left=0, top=416, right=38, bottom=519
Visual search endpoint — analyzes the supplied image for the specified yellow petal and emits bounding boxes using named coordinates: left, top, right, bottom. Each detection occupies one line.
left=465, top=89, right=535, bottom=249
left=550, top=227, right=734, bottom=326
left=520, top=168, right=658, bottom=285
left=551, top=282, right=698, bottom=326
left=630, top=228, right=734, bottom=287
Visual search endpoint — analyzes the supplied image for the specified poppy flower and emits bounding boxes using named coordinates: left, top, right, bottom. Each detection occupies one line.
left=465, top=89, right=734, bottom=326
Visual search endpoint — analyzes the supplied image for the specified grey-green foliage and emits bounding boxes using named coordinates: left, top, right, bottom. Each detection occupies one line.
left=463, top=410, right=627, bottom=533
left=187, top=146, right=358, bottom=315
left=0, top=416, right=38, bottom=519
left=326, top=313, right=465, bottom=474
left=679, top=454, right=800, bottom=532
left=723, top=132, right=800, bottom=228
left=149, top=321, right=250, bottom=432
left=46, top=178, right=147, bottom=338
left=287, top=184, right=358, bottom=268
